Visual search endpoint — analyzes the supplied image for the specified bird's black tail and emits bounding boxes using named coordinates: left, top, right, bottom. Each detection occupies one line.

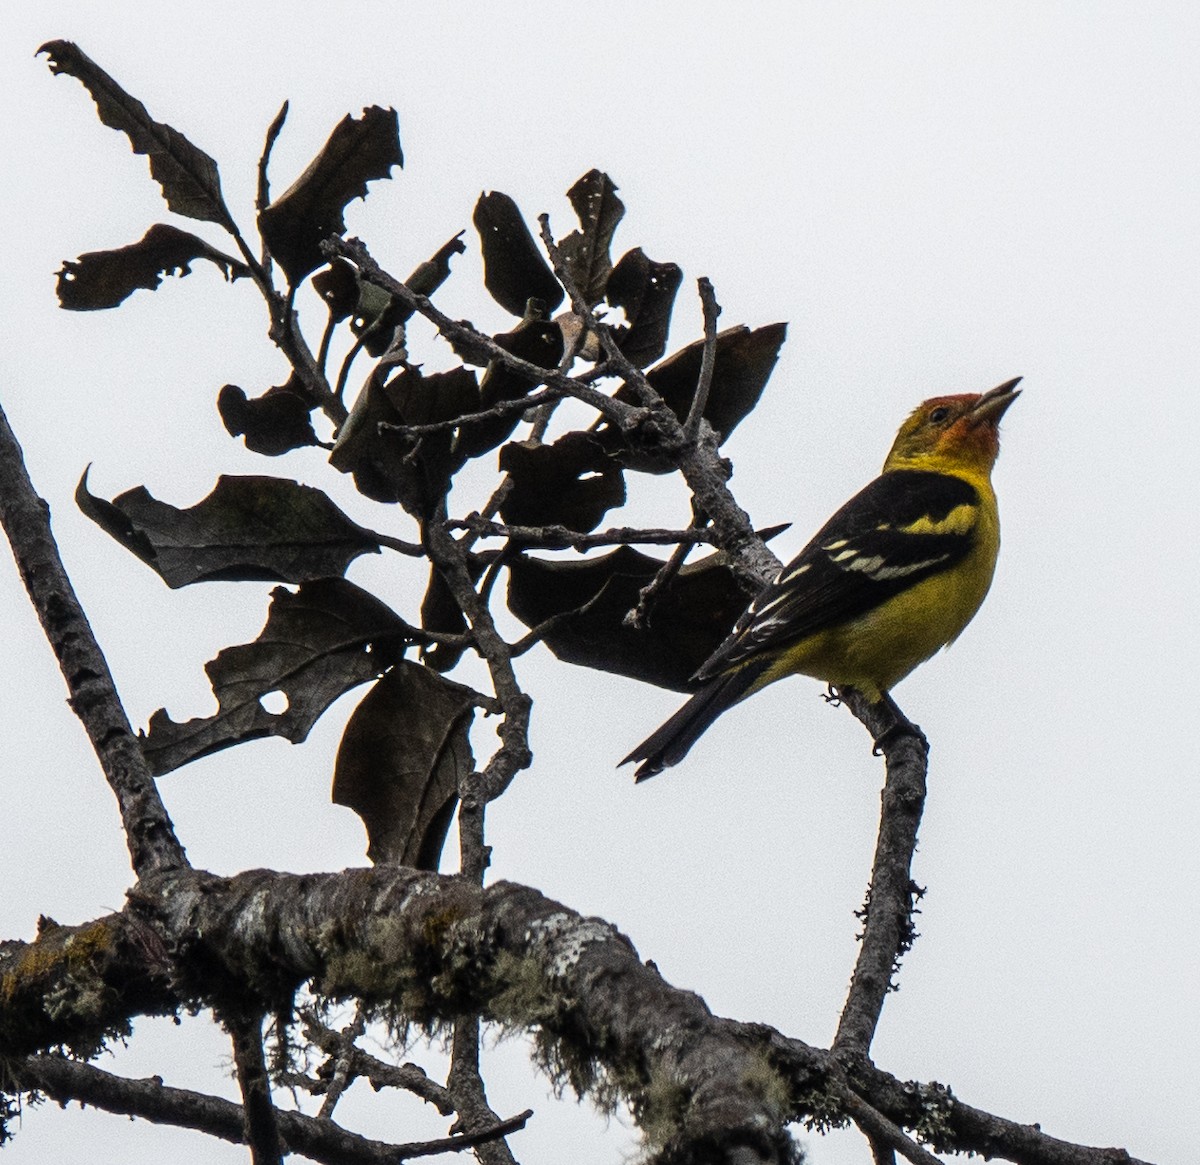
left=620, top=664, right=764, bottom=781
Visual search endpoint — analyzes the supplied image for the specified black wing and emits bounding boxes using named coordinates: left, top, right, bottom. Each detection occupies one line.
left=696, top=470, right=981, bottom=679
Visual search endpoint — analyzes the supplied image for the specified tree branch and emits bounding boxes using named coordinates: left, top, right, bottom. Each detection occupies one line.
left=313, top=1006, right=366, bottom=1121
left=12, top=1054, right=532, bottom=1165
left=536, top=214, right=780, bottom=589
left=0, top=401, right=187, bottom=877
left=423, top=505, right=532, bottom=809
left=323, top=237, right=640, bottom=430
left=447, top=1015, right=518, bottom=1165
left=446, top=516, right=713, bottom=551
left=832, top=691, right=930, bottom=1059
left=682, top=276, right=721, bottom=444
left=2, top=869, right=1149, bottom=1165
left=226, top=1012, right=284, bottom=1165
left=302, top=1014, right=455, bottom=1115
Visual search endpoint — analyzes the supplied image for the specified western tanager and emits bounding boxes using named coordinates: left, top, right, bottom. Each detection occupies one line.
left=622, top=379, right=1021, bottom=780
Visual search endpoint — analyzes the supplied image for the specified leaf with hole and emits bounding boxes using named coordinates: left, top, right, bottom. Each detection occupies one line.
left=606, top=247, right=683, bottom=368
left=77, top=471, right=382, bottom=587
left=55, top=223, right=250, bottom=311
left=142, top=578, right=413, bottom=775
left=333, top=661, right=477, bottom=869
left=557, top=170, right=625, bottom=309
left=473, top=190, right=563, bottom=316
left=499, top=432, right=625, bottom=534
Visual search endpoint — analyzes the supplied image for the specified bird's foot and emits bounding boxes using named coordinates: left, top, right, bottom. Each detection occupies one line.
left=821, top=684, right=843, bottom=707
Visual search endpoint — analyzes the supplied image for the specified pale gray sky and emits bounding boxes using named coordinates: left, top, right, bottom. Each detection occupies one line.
left=2, top=4, right=1196, bottom=1163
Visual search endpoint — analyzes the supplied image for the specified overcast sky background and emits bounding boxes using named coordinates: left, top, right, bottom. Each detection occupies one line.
left=2, top=4, right=1197, bottom=1164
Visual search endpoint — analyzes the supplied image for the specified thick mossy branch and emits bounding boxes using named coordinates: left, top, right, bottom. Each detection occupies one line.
left=0, top=914, right=167, bottom=1057
left=1, top=869, right=1151, bottom=1165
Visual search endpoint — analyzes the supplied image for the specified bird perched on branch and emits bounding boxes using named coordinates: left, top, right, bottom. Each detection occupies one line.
left=622, top=379, right=1021, bottom=780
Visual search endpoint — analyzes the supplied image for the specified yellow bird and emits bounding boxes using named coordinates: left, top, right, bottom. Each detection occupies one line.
left=622, top=379, right=1021, bottom=780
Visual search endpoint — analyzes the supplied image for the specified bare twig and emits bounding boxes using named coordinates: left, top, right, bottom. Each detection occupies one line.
left=324, top=237, right=640, bottom=430
left=315, top=1007, right=366, bottom=1120
left=447, top=1016, right=519, bottom=1165
left=403, top=1108, right=532, bottom=1159
left=446, top=515, right=714, bottom=551
left=334, top=333, right=370, bottom=403
left=315, top=312, right=338, bottom=378
left=377, top=387, right=565, bottom=439
left=423, top=507, right=532, bottom=808
left=226, top=1013, right=284, bottom=1165
left=838, top=1084, right=942, bottom=1165
left=0, top=402, right=187, bottom=876
left=303, top=1017, right=456, bottom=1114
left=510, top=583, right=609, bottom=658
left=832, top=691, right=930, bottom=1059
left=256, top=101, right=289, bottom=273
left=14, top=1054, right=530, bottom=1165
left=623, top=510, right=707, bottom=630
left=624, top=538, right=690, bottom=630
left=370, top=529, right=426, bottom=556
left=682, top=276, right=721, bottom=444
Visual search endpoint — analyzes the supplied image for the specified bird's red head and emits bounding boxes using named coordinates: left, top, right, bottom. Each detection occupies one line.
left=883, top=378, right=1021, bottom=477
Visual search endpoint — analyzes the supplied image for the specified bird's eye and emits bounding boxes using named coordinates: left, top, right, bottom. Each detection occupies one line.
left=928, top=406, right=951, bottom=424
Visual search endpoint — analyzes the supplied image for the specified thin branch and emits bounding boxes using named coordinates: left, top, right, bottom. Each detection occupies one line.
left=841, top=1088, right=942, bottom=1165
left=256, top=101, right=289, bottom=273
left=13, top=1054, right=531, bottom=1165
left=378, top=386, right=565, bottom=438
left=423, top=506, right=532, bottom=807
left=372, top=530, right=426, bottom=556
left=303, top=1017, right=456, bottom=1115
left=447, top=1016, right=519, bottom=1165
left=402, top=1108, right=532, bottom=1159
left=323, top=237, right=641, bottom=430
left=682, top=276, right=721, bottom=444
left=315, top=312, right=338, bottom=379
left=622, top=511, right=703, bottom=630
left=334, top=333, right=370, bottom=403
left=832, top=692, right=930, bottom=1059
left=226, top=1012, right=284, bottom=1165
left=446, top=515, right=714, bottom=551
left=0, top=401, right=187, bottom=876
left=509, top=583, right=609, bottom=659
left=315, top=1007, right=366, bottom=1121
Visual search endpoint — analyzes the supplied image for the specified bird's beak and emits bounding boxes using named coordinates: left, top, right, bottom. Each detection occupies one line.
left=971, top=377, right=1022, bottom=425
